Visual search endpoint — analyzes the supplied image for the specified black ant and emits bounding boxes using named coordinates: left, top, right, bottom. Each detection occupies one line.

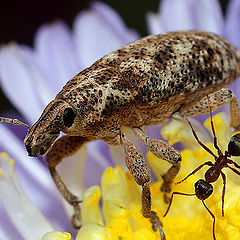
left=163, top=102, right=240, bottom=240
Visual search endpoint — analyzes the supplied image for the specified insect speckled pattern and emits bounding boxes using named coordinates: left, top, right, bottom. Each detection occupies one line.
left=9, top=30, right=240, bottom=239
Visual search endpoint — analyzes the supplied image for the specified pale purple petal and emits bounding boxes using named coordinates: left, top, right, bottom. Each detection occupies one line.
left=146, top=12, right=165, bottom=35
left=0, top=207, right=23, bottom=240
left=193, top=0, right=224, bottom=34
left=147, top=0, right=224, bottom=35
left=0, top=153, right=54, bottom=239
left=84, top=141, right=113, bottom=188
left=18, top=46, right=55, bottom=106
left=224, top=0, right=240, bottom=49
left=158, top=0, right=196, bottom=32
left=0, top=125, right=72, bottom=230
left=0, top=45, right=44, bottom=123
left=91, top=2, right=139, bottom=43
left=34, top=21, right=80, bottom=93
left=73, top=1, right=139, bottom=69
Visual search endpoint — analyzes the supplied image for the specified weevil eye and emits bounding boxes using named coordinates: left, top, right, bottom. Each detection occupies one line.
left=228, top=133, right=240, bottom=156
left=63, top=108, right=75, bottom=128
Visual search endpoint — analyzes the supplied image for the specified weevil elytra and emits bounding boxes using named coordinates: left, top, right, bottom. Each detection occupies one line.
left=164, top=102, right=240, bottom=240
left=2, top=31, right=240, bottom=239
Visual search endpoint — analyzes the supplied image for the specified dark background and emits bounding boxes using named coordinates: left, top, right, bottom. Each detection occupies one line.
left=0, top=0, right=229, bottom=114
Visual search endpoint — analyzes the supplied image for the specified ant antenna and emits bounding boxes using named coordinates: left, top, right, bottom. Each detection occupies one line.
left=207, top=96, right=222, bottom=156
left=0, top=117, right=30, bottom=130
left=186, top=119, right=217, bottom=158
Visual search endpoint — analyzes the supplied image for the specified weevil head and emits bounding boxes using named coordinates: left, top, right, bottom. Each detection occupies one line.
left=24, top=99, right=78, bottom=157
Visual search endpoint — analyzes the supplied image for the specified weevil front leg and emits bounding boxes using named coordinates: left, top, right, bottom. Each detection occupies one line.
left=121, top=133, right=166, bottom=240
left=172, top=88, right=240, bottom=130
left=134, top=127, right=181, bottom=203
left=46, top=135, right=88, bottom=228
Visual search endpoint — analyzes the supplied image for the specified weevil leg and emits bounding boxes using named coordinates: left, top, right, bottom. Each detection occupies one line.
left=134, top=127, right=181, bottom=203
left=121, top=133, right=166, bottom=240
left=46, top=135, right=88, bottom=228
left=172, top=88, right=240, bottom=130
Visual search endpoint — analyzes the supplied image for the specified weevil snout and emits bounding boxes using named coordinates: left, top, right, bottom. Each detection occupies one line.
left=24, top=100, right=76, bottom=157
left=25, top=132, right=59, bottom=157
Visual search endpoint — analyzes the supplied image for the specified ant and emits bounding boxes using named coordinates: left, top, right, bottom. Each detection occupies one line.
left=163, top=101, right=240, bottom=240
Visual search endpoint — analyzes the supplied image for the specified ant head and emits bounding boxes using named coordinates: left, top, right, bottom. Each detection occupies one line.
left=228, top=133, right=240, bottom=156
left=194, top=179, right=213, bottom=200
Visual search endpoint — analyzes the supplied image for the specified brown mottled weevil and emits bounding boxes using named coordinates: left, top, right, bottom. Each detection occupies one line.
left=164, top=100, right=240, bottom=240
left=1, top=31, right=240, bottom=239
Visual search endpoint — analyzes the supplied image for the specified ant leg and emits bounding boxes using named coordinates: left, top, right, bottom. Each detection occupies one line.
left=228, top=159, right=240, bottom=169
left=134, top=127, right=181, bottom=203
left=202, top=200, right=216, bottom=240
left=176, top=161, right=213, bottom=184
left=207, top=96, right=223, bottom=156
left=187, top=119, right=217, bottom=158
left=227, top=165, right=240, bottom=175
left=121, top=133, right=166, bottom=240
left=163, top=192, right=195, bottom=217
left=220, top=171, right=226, bottom=217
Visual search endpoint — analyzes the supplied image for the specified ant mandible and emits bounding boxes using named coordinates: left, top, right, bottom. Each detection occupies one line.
left=163, top=101, right=240, bottom=240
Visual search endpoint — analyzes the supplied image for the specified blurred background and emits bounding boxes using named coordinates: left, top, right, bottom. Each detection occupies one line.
left=0, top=0, right=229, bottom=114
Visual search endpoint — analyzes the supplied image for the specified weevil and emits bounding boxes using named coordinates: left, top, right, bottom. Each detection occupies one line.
left=164, top=101, right=240, bottom=240
left=2, top=31, right=240, bottom=239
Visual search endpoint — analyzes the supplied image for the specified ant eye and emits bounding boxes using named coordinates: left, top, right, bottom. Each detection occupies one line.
left=195, top=179, right=213, bottom=200
left=63, top=108, right=75, bottom=128
left=228, top=133, right=240, bottom=156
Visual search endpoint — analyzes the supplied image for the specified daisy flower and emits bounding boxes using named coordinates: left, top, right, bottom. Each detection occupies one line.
left=0, top=0, right=240, bottom=240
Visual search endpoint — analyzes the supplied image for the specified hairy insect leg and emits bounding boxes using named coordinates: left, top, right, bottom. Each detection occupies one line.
left=172, top=88, right=240, bottom=130
left=121, top=133, right=166, bottom=240
left=220, top=171, right=226, bottom=217
left=202, top=200, right=216, bottom=240
left=176, top=161, right=213, bottom=184
left=46, top=135, right=88, bottom=228
left=134, top=127, right=181, bottom=202
left=163, top=192, right=195, bottom=217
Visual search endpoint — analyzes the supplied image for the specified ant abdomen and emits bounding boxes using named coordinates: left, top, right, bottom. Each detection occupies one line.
left=195, top=179, right=213, bottom=200
left=228, top=133, right=240, bottom=156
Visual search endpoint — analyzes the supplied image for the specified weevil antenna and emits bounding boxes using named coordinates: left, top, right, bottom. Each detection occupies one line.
left=0, top=116, right=30, bottom=130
